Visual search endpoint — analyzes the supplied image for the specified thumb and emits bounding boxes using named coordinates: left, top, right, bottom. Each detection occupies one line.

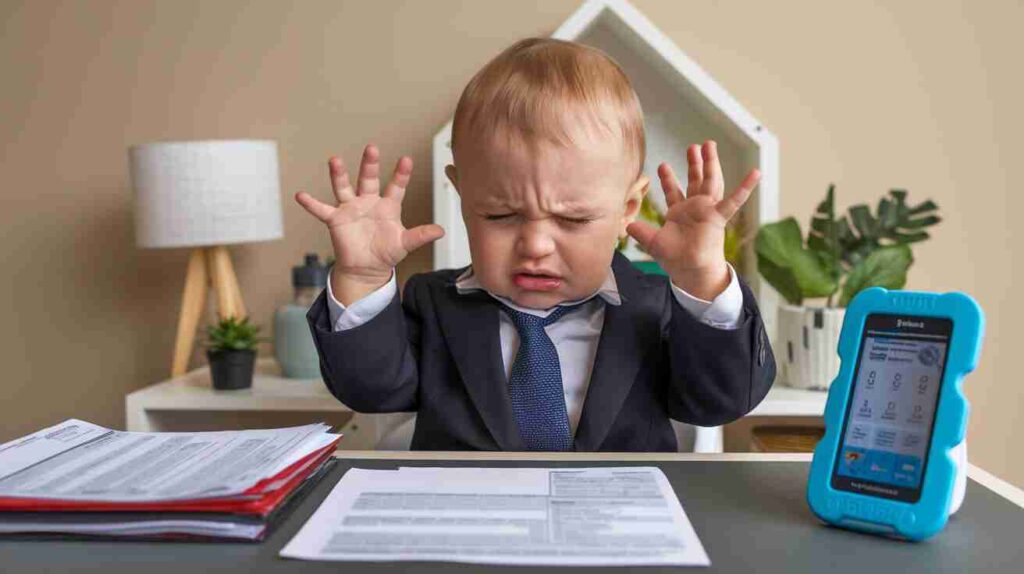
left=402, top=224, right=446, bottom=253
left=626, top=220, right=658, bottom=252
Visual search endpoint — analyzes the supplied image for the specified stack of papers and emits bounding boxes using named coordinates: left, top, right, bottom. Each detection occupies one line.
left=281, top=466, right=709, bottom=567
left=0, top=419, right=341, bottom=541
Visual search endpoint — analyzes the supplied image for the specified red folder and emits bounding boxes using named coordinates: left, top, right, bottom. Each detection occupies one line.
left=0, top=437, right=340, bottom=517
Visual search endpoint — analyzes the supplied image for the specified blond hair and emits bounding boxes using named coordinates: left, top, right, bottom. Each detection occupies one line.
left=451, top=38, right=645, bottom=179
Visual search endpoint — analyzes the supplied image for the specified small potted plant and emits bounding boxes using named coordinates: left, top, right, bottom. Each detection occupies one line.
left=755, top=185, right=940, bottom=389
left=205, top=316, right=263, bottom=390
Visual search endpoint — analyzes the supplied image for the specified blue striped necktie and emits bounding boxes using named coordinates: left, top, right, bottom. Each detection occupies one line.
left=499, top=304, right=578, bottom=451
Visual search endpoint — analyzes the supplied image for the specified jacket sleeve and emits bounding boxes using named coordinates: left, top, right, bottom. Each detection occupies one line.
left=661, top=276, right=776, bottom=426
left=306, top=275, right=425, bottom=413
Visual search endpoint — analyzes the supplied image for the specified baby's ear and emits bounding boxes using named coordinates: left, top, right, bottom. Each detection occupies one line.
left=444, top=165, right=459, bottom=191
left=623, top=175, right=650, bottom=220
left=620, top=175, right=650, bottom=238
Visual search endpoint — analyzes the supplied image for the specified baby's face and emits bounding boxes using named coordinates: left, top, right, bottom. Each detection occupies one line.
left=447, top=130, right=646, bottom=309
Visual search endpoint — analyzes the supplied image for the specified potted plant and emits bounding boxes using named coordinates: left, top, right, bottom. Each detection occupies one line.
left=205, top=316, right=263, bottom=390
left=755, top=185, right=940, bottom=389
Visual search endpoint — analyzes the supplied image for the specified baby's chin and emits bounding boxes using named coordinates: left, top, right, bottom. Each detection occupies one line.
left=505, top=290, right=572, bottom=310
left=500, top=281, right=600, bottom=310
left=476, top=271, right=601, bottom=310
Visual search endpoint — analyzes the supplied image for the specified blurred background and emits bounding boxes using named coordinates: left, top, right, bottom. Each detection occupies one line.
left=1, top=0, right=1020, bottom=486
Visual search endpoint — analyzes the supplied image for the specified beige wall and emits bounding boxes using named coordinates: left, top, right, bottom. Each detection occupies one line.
left=2, top=1, right=1021, bottom=486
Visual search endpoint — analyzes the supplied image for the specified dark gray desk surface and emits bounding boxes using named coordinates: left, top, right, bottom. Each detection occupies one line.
left=3, top=458, right=1023, bottom=572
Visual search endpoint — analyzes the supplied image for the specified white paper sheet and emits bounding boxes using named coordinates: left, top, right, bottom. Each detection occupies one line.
left=280, top=466, right=709, bottom=567
left=0, top=419, right=110, bottom=474
left=0, top=420, right=336, bottom=502
left=0, top=518, right=265, bottom=539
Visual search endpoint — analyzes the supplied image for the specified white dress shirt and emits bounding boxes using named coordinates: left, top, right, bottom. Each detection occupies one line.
left=325, top=265, right=743, bottom=435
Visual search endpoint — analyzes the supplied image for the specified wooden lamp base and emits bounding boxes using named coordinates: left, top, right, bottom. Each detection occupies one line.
left=171, top=246, right=248, bottom=377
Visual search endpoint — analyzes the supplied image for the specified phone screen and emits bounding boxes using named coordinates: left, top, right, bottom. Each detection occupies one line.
left=831, top=313, right=953, bottom=502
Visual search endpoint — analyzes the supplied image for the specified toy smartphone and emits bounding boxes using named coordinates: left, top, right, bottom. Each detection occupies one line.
left=807, top=288, right=984, bottom=540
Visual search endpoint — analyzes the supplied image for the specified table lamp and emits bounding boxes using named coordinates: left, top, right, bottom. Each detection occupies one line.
left=130, top=140, right=283, bottom=377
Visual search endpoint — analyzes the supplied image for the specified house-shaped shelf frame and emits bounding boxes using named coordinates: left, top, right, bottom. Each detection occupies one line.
left=432, top=0, right=779, bottom=327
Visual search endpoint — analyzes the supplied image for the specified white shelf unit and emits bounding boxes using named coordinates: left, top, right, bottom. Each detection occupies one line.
left=125, top=359, right=404, bottom=451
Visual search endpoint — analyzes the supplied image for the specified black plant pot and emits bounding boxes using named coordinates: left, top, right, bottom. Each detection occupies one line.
left=207, top=349, right=256, bottom=390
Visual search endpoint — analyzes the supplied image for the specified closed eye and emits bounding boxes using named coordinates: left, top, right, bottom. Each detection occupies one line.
left=559, top=216, right=593, bottom=225
left=484, top=213, right=515, bottom=221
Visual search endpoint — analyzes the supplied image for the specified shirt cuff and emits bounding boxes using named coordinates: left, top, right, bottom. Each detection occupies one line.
left=669, top=264, right=743, bottom=330
left=326, top=270, right=397, bottom=332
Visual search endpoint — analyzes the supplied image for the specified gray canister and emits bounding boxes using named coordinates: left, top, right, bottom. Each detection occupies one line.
left=275, top=253, right=328, bottom=379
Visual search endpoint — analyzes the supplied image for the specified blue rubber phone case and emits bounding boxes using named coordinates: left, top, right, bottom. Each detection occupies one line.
left=807, top=287, right=984, bottom=540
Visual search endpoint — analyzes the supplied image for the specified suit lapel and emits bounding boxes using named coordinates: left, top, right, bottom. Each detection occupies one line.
left=574, top=253, right=650, bottom=451
left=435, top=284, right=524, bottom=451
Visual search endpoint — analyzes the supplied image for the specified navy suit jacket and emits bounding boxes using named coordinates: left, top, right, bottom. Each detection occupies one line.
left=307, top=252, right=776, bottom=451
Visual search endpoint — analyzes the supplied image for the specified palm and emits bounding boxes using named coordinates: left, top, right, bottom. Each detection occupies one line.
left=628, top=141, right=760, bottom=277
left=324, top=194, right=408, bottom=274
left=648, top=194, right=729, bottom=272
left=295, top=145, right=444, bottom=282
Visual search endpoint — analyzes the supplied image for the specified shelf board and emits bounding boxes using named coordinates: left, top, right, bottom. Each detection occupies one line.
left=126, top=358, right=350, bottom=413
left=749, top=385, right=828, bottom=418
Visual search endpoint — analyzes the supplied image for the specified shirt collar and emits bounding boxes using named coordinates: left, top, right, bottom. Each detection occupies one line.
left=454, top=266, right=622, bottom=317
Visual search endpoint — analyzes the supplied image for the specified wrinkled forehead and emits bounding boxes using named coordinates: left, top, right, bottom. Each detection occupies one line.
left=455, top=124, right=634, bottom=207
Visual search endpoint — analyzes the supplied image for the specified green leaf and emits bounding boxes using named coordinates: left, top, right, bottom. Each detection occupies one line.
left=204, top=316, right=263, bottom=352
left=906, top=199, right=938, bottom=216
left=848, top=205, right=876, bottom=240
left=639, top=195, right=665, bottom=226
left=877, top=197, right=898, bottom=228
left=877, top=190, right=940, bottom=245
left=755, top=218, right=838, bottom=301
left=836, top=216, right=855, bottom=244
left=839, top=245, right=913, bottom=306
left=807, top=184, right=841, bottom=281
left=724, top=225, right=743, bottom=269
left=836, top=189, right=939, bottom=266
left=755, top=218, right=802, bottom=266
left=891, top=231, right=930, bottom=243
left=901, top=215, right=941, bottom=229
left=757, top=256, right=803, bottom=305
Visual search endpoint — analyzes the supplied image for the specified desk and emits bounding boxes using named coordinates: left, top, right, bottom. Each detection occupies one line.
left=3, top=453, right=1023, bottom=572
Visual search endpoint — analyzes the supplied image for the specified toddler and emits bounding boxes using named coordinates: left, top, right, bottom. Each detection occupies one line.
left=296, top=38, right=775, bottom=451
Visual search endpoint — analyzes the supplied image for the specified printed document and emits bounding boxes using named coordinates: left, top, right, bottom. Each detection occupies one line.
left=0, top=419, right=335, bottom=502
left=280, top=466, right=709, bottom=567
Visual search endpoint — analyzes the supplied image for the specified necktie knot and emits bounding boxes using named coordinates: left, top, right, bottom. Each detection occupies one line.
left=500, top=304, right=576, bottom=335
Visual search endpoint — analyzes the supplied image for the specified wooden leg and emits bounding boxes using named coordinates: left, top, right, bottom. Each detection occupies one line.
left=206, top=245, right=248, bottom=319
left=171, top=248, right=209, bottom=377
left=207, top=245, right=248, bottom=319
left=223, top=249, right=248, bottom=318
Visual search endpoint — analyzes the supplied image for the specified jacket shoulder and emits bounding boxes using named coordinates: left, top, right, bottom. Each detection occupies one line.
left=400, top=266, right=466, bottom=303
left=404, top=266, right=464, bottom=289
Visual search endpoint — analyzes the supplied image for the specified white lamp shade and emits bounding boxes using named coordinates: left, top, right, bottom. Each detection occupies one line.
left=130, top=140, right=284, bottom=248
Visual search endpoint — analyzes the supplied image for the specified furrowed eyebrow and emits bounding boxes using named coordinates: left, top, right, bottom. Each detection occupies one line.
left=551, top=205, right=599, bottom=218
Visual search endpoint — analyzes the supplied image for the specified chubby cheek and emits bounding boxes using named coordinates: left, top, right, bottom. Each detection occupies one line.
left=561, top=226, right=618, bottom=288
left=465, top=224, right=516, bottom=291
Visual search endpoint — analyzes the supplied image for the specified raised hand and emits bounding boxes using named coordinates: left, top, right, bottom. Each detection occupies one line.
left=295, top=144, right=444, bottom=305
left=626, top=140, right=760, bottom=300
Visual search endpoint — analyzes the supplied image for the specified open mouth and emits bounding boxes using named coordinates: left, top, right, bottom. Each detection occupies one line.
left=513, top=273, right=562, bottom=292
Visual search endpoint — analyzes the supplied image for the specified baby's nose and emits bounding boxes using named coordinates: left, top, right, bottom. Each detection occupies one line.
left=516, top=221, right=556, bottom=258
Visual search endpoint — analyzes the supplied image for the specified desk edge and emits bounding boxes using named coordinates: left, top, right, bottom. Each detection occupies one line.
left=331, top=451, right=1024, bottom=509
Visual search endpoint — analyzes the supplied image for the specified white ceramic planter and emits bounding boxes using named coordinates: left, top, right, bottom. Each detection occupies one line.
left=777, top=305, right=846, bottom=390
